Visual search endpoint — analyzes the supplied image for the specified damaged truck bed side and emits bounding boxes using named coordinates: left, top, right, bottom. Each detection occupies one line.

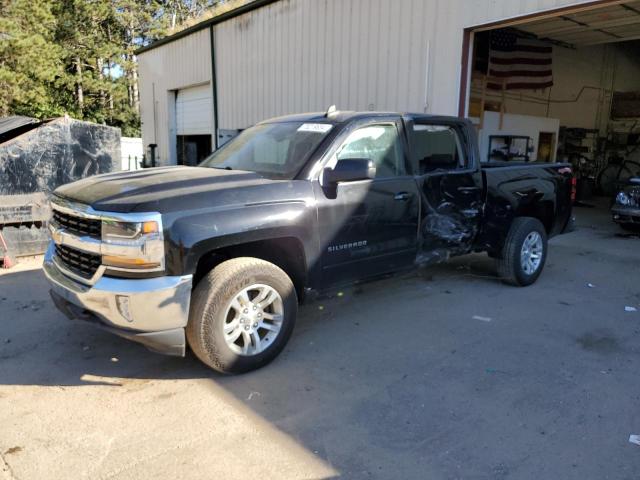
left=44, top=112, right=574, bottom=374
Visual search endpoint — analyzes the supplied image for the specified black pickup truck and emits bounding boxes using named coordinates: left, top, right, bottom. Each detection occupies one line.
left=44, top=111, right=574, bottom=373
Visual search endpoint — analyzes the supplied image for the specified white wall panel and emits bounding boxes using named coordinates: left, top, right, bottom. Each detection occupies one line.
left=472, top=41, right=640, bottom=131
left=138, top=28, right=213, bottom=165
left=214, top=0, right=598, bottom=130
left=139, top=0, right=609, bottom=163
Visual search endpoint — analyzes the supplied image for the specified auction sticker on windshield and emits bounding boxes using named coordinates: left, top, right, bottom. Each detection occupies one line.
left=298, top=123, right=333, bottom=133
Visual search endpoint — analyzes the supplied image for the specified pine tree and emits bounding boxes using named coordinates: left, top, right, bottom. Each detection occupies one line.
left=0, top=0, right=62, bottom=118
left=0, top=0, right=225, bottom=136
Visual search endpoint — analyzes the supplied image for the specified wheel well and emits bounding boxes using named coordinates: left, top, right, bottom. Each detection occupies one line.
left=487, top=206, right=554, bottom=257
left=193, top=237, right=307, bottom=301
left=517, top=201, right=554, bottom=234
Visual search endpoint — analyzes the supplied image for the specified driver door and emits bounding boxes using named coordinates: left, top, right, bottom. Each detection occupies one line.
left=313, top=119, right=420, bottom=287
left=407, top=118, right=483, bottom=257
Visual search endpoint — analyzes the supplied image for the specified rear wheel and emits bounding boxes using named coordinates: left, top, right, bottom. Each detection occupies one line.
left=187, top=257, right=297, bottom=374
left=496, top=217, right=548, bottom=286
left=620, top=223, right=640, bottom=233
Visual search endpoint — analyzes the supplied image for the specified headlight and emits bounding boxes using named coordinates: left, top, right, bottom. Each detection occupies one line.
left=103, top=220, right=159, bottom=242
left=616, top=191, right=634, bottom=207
left=101, top=218, right=164, bottom=272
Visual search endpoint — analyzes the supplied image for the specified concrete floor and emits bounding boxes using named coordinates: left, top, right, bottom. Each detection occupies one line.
left=1, top=201, right=639, bottom=480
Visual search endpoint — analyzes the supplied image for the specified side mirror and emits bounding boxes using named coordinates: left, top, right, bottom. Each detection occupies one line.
left=322, top=158, right=376, bottom=186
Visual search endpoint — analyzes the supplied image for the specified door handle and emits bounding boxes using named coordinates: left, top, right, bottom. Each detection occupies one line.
left=394, top=192, right=411, bottom=201
left=515, top=189, right=544, bottom=200
left=457, top=186, right=480, bottom=194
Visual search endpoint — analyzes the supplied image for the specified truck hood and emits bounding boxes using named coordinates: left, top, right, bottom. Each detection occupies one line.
left=54, top=166, right=283, bottom=213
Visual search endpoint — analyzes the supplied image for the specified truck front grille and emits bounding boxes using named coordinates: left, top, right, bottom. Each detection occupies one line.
left=52, top=209, right=101, bottom=238
left=54, top=244, right=101, bottom=280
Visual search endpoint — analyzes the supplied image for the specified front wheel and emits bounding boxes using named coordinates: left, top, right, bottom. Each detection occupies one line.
left=186, top=257, right=297, bottom=374
left=496, top=217, right=548, bottom=286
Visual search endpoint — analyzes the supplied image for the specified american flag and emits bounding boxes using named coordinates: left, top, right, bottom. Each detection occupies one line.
left=488, top=29, right=553, bottom=91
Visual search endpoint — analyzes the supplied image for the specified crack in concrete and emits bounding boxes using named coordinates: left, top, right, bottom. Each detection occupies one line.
left=0, top=451, right=18, bottom=480
left=90, top=437, right=115, bottom=476
left=100, top=431, right=213, bottom=479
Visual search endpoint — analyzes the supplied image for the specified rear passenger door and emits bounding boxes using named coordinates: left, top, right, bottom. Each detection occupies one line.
left=407, top=118, right=483, bottom=257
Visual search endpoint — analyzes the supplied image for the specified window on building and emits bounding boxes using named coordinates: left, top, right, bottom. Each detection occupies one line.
left=410, top=125, right=467, bottom=174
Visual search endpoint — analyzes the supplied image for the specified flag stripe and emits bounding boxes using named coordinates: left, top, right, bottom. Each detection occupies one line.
left=490, top=49, right=552, bottom=59
left=489, top=69, right=553, bottom=78
left=490, top=63, right=553, bottom=73
left=488, top=81, right=554, bottom=90
left=490, top=56, right=553, bottom=65
left=489, top=75, right=553, bottom=85
left=490, top=44, right=552, bottom=54
left=488, top=31, right=553, bottom=91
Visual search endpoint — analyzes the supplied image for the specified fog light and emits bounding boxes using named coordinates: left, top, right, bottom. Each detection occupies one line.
left=616, top=192, right=631, bottom=206
left=116, top=295, right=133, bottom=322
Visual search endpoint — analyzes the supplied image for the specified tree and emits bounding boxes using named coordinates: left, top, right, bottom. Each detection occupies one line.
left=54, top=0, right=113, bottom=118
left=0, top=0, right=62, bottom=118
left=0, top=0, right=226, bottom=136
left=159, top=0, right=218, bottom=30
left=53, top=0, right=152, bottom=135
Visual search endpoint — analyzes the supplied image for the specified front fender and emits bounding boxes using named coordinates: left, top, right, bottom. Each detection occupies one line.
left=163, top=201, right=318, bottom=276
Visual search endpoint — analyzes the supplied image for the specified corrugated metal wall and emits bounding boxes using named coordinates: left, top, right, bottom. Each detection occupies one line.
left=138, top=28, right=213, bottom=164
left=214, top=0, right=599, bottom=130
left=215, top=0, right=434, bottom=129
left=138, top=0, right=605, bottom=164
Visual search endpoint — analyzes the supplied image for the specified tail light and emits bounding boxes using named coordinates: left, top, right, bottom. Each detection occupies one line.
left=557, top=167, right=576, bottom=203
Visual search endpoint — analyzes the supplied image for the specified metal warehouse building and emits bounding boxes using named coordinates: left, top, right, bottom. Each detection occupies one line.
left=137, top=0, right=640, bottom=168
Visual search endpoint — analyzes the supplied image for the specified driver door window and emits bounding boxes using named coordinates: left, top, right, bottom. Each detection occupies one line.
left=335, top=124, right=405, bottom=178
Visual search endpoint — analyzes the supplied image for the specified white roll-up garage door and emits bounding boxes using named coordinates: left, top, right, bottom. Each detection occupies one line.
left=176, top=83, right=213, bottom=136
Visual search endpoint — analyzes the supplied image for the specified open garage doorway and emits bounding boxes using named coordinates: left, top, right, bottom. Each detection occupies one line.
left=461, top=1, right=640, bottom=208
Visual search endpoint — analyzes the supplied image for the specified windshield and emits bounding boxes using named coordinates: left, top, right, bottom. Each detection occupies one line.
left=199, top=122, right=333, bottom=179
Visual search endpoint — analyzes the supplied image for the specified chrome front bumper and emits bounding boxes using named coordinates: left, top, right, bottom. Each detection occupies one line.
left=612, top=206, right=640, bottom=224
left=43, top=242, right=193, bottom=356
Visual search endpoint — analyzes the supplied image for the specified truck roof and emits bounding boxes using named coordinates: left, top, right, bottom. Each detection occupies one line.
left=260, top=111, right=463, bottom=125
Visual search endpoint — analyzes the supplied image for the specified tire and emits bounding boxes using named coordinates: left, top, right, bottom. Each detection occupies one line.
left=496, top=217, right=548, bottom=287
left=186, top=257, right=297, bottom=374
left=620, top=223, right=640, bottom=233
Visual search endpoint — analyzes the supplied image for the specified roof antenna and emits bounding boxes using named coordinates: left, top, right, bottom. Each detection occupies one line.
left=325, top=105, right=338, bottom=118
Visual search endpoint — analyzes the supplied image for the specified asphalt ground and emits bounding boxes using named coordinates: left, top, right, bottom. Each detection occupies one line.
left=1, top=199, right=639, bottom=479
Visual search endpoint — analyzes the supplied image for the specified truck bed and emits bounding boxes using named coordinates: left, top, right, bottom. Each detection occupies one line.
left=476, top=161, right=574, bottom=252
left=481, top=161, right=571, bottom=169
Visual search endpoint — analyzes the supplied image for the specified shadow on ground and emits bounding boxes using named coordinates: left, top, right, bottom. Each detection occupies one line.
left=0, top=254, right=500, bottom=388
left=1, top=201, right=640, bottom=479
